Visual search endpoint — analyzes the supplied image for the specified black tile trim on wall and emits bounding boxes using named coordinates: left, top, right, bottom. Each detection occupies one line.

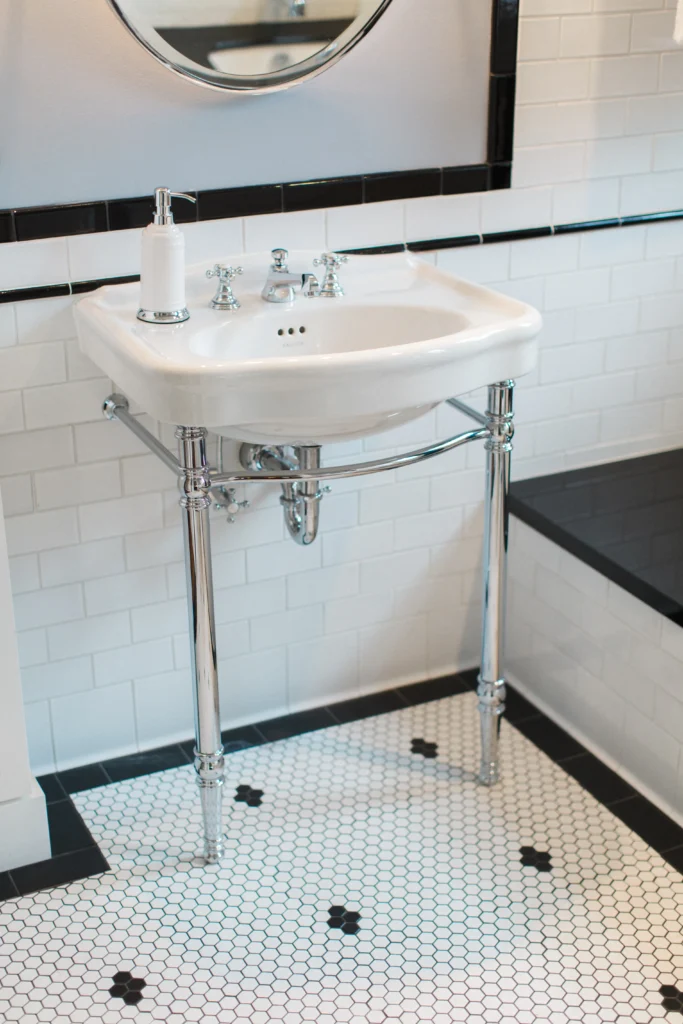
left=3, top=208, right=683, bottom=306
left=3, top=665, right=683, bottom=903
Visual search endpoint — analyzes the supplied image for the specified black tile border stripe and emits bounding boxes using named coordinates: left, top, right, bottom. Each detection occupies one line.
left=3, top=664, right=683, bottom=903
left=3, top=208, right=683, bottom=305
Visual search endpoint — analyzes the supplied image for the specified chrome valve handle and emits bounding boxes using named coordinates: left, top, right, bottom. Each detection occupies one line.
left=313, top=252, right=349, bottom=298
left=206, top=264, right=244, bottom=311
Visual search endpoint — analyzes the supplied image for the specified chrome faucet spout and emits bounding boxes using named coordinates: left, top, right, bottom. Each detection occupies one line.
left=262, top=247, right=300, bottom=303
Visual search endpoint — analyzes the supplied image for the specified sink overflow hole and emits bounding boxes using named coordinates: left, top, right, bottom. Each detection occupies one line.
left=278, top=327, right=306, bottom=336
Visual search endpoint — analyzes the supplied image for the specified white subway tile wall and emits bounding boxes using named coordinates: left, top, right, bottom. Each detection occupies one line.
left=3, top=1, right=683, bottom=772
left=507, top=518, right=683, bottom=825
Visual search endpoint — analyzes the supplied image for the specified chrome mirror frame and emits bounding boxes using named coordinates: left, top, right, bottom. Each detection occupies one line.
left=105, top=0, right=395, bottom=93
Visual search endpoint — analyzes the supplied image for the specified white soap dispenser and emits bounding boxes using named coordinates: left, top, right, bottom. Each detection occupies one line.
left=137, top=186, right=196, bottom=324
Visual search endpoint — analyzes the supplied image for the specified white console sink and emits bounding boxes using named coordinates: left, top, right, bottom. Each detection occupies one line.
left=74, top=250, right=541, bottom=444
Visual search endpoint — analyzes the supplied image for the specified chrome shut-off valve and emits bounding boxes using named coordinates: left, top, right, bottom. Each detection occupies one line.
left=212, top=486, right=250, bottom=523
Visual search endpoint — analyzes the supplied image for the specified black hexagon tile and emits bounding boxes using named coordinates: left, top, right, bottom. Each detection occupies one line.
left=661, top=984, right=683, bottom=1014
left=519, top=845, right=553, bottom=871
left=234, top=783, right=264, bottom=806
left=411, top=736, right=438, bottom=758
left=109, top=970, right=146, bottom=1005
left=327, top=904, right=361, bottom=934
left=1, top=690, right=682, bottom=1022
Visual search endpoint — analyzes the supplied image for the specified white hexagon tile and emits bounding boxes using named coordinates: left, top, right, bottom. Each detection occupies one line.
left=2, top=691, right=683, bottom=1023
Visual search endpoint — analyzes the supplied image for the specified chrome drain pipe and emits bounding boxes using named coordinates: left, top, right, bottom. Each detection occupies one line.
left=281, top=446, right=323, bottom=546
left=239, top=443, right=325, bottom=546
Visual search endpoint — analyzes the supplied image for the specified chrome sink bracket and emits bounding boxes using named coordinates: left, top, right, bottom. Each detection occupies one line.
left=176, top=425, right=225, bottom=864
left=477, top=381, right=514, bottom=787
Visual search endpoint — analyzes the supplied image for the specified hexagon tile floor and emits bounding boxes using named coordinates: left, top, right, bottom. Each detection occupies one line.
left=2, top=691, right=683, bottom=1023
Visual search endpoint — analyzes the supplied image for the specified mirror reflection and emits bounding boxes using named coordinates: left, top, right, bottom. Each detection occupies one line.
left=111, top=0, right=391, bottom=89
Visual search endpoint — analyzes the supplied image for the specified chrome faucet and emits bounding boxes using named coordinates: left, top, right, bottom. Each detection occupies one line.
left=262, top=248, right=317, bottom=303
left=261, top=248, right=350, bottom=303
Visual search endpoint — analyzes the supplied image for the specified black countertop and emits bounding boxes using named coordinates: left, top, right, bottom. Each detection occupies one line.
left=509, top=448, right=683, bottom=625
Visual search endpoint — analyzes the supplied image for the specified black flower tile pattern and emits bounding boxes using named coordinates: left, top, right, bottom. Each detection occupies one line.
left=327, top=904, right=361, bottom=934
left=233, top=783, right=264, bottom=806
left=411, top=736, right=438, bottom=758
left=661, top=983, right=683, bottom=1014
left=0, top=692, right=682, bottom=1022
left=519, top=845, right=553, bottom=872
left=109, top=970, right=146, bottom=1005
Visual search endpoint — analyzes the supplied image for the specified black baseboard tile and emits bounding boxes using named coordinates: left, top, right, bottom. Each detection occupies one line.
left=47, top=800, right=98, bottom=857
left=0, top=872, right=19, bottom=900
left=327, top=689, right=408, bottom=724
left=514, top=714, right=588, bottom=762
left=609, top=795, right=683, bottom=854
left=101, top=743, right=192, bottom=783
left=37, top=773, right=68, bottom=804
left=397, top=672, right=474, bottom=705
left=58, top=763, right=112, bottom=794
left=560, top=752, right=636, bottom=806
left=10, top=846, right=110, bottom=898
left=255, top=707, right=338, bottom=743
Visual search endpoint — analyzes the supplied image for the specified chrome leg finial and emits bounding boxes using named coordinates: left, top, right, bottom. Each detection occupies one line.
left=176, top=425, right=225, bottom=863
left=477, top=381, right=514, bottom=787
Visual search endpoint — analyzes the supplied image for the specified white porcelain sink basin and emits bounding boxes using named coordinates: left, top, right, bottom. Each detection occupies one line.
left=74, top=250, right=542, bottom=444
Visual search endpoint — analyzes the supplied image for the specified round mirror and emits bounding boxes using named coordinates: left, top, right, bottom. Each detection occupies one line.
left=107, top=0, right=394, bottom=92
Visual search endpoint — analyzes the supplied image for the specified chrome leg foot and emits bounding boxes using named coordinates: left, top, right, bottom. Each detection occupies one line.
left=196, top=750, right=225, bottom=863
left=477, top=677, right=506, bottom=786
left=177, top=426, right=225, bottom=864
left=477, top=381, right=514, bottom=788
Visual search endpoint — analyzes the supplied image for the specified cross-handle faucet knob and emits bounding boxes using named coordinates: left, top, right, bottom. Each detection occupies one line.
left=313, top=252, right=349, bottom=269
left=206, top=264, right=244, bottom=311
left=313, top=252, right=349, bottom=298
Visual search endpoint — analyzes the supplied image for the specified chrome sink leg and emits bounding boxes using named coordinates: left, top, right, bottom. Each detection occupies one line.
left=477, top=381, right=514, bottom=787
left=177, top=426, right=224, bottom=863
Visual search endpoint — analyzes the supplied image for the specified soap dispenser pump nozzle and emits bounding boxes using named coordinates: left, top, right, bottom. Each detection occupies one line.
left=153, top=186, right=196, bottom=225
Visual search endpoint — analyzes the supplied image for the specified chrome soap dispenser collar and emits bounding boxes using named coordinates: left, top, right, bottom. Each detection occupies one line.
left=152, top=186, right=196, bottom=225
